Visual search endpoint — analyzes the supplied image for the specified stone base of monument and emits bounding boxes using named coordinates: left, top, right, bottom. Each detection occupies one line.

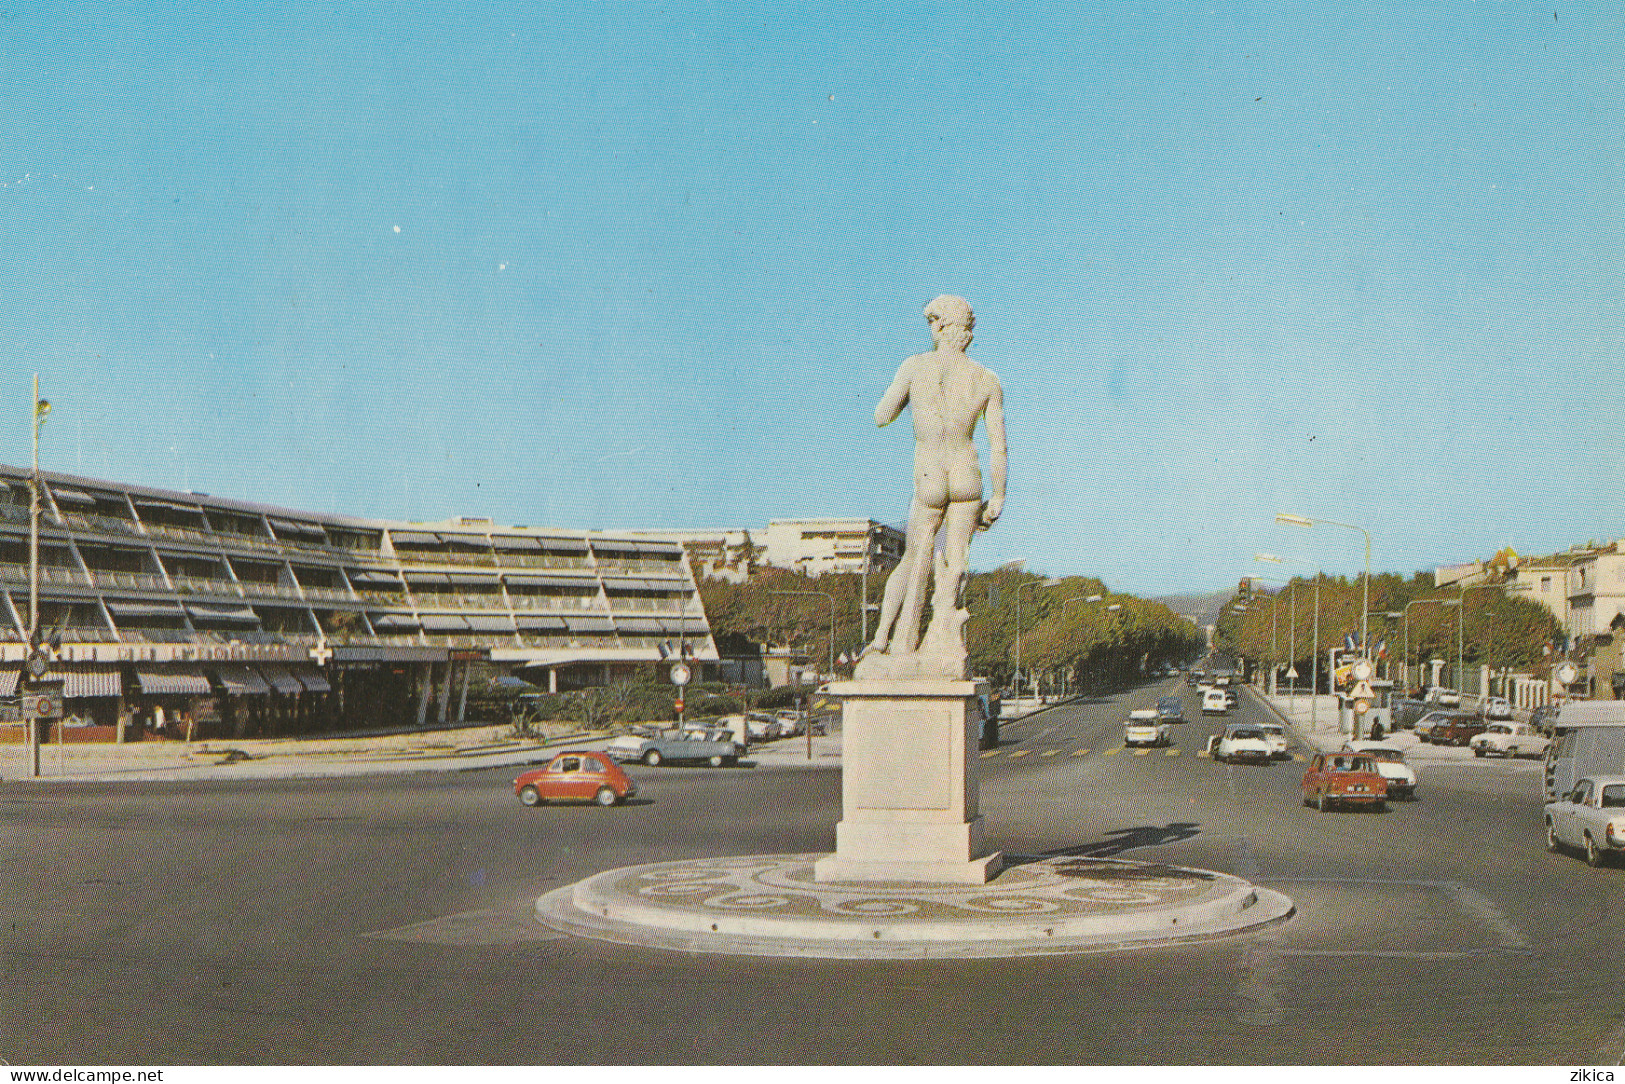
left=813, top=678, right=1000, bottom=884
left=534, top=854, right=1295, bottom=960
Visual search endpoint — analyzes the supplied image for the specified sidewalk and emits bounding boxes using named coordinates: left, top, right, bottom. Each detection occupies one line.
left=1248, top=686, right=1479, bottom=767
left=1, top=724, right=844, bottom=784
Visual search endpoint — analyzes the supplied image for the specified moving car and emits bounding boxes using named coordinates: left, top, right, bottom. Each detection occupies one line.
left=1208, top=724, right=1273, bottom=764
left=1124, top=708, right=1174, bottom=748
left=514, top=751, right=637, bottom=807
left=1544, top=775, right=1625, bottom=867
left=1301, top=752, right=1388, bottom=811
left=1481, top=696, right=1514, bottom=722
left=1201, top=688, right=1228, bottom=715
left=1257, top=722, right=1290, bottom=760
left=1470, top=722, right=1551, bottom=759
left=606, top=726, right=744, bottom=767
left=1156, top=697, right=1184, bottom=722
left=1415, top=710, right=1469, bottom=743
left=1432, top=714, right=1490, bottom=747
left=1343, top=741, right=1418, bottom=799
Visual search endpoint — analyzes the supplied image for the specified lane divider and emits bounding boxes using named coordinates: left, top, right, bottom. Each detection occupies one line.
left=980, top=750, right=1000, bottom=759
left=1009, top=749, right=1031, bottom=758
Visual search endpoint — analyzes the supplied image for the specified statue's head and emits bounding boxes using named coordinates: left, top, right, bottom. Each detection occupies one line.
left=925, top=295, right=973, bottom=351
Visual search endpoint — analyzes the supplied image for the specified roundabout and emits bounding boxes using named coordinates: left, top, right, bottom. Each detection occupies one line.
left=536, top=853, right=1294, bottom=959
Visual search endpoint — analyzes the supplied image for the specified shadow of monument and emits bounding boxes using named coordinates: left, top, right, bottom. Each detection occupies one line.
left=1006, top=822, right=1207, bottom=879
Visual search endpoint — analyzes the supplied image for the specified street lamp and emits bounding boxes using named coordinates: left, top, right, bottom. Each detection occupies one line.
left=1258, top=552, right=1321, bottom=727
left=1277, top=512, right=1372, bottom=665
left=1401, top=598, right=1459, bottom=693
left=1061, top=595, right=1120, bottom=698
left=1246, top=571, right=1287, bottom=693
left=1457, top=583, right=1502, bottom=698
left=1013, top=577, right=1061, bottom=703
left=769, top=590, right=836, bottom=683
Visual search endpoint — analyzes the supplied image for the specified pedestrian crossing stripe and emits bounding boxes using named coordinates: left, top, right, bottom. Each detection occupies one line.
left=1103, top=746, right=1121, bottom=756
left=1134, top=748, right=1151, bottom=757
left=1197, top=750, right=1210, bottom=758
left=1071, top=749, right=1089, bottom=757
left=1009, top=749, right=1030, bottom=758
left=1040, top=749, right=1059, bottom=757
left=1165, top=749, right=1180, bottom=757
left=979, top=750, right=1000, bottom=759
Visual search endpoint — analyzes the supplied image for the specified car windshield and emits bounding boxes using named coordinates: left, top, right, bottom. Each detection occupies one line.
left=1361, top=748, right=1402, bottom=761
left=1601, top=785, right=1625, bottom=808
left=1229, top=729, right=1263, bottom=740
left=1326, top=756, right=1373, bottom=772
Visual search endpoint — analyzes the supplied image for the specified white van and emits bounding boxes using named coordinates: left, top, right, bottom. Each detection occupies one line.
left=1201, top=688, right=1228, bottom=715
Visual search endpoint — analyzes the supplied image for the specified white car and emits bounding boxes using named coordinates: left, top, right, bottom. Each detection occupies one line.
left=1124, top=708, right=1173, bottom=748
left=1201, top=688, right=1228, bottom=715
left=1208, top=724, right=1273, bottom=764
left=1545, top=775, right=1625, bottom=867
left=1470, top=722, right=1551, bottom=759
left=1343, top=741, right=1419, bottom=800
left=1257, top=722, right=1290, bottom=760
left=1481, top=696, right=1514, bottom=721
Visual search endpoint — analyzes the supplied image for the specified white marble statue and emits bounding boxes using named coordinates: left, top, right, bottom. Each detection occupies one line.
left=856, top=295, right=1006, bottom=680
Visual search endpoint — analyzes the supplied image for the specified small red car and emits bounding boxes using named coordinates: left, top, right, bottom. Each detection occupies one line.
left=1301, top=752, right=1388, bottom=812
left=515, top=751, right=637, bottom=807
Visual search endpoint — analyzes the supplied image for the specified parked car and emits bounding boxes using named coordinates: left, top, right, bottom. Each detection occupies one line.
left=1301, top=752, right=1388, bottom=811
left=1393, top=698, right=1428, bottom=730
left=1343, top=741, right=1418, bottom=799
left=1424, top=687, right=1462, bottom=708
left=1156, top=697, right=1184, bottom=722
left=1544, top=775, right=1625, bottom=866
left=1470, top=722, right=1551, bottom=759
left=744, top=712, right=782, bottom=741
left=514, top=751, right=637, bottom=807
left=1201, top=688, right=1228, bottom=715
left=1208, top=724, right=1273, bottom=764
left=1257, top=722, right=1290, bottom=760
left=1124, top=708, right=1174, bottom=748
left=1433, top=714, right=1490, bottom=747
left=774, top=709, right=806, bottom=736
left=1529, top=703, right=1558, bottom=735
left=1481, top=696, right=1514, bottom=722
left=1415, top=710, right=1466, bottom=743
left=606, top=726, right=744, bottom=767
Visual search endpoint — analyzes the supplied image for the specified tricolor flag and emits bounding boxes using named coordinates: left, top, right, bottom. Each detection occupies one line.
left=1376, top=639, right=1388, bottom=659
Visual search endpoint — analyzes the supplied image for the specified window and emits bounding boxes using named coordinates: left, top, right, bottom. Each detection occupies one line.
left=1601, top=785, right=1625, bottom=809
left=553, top=757, right=581, bottom=773
left=1541, top=576, right=1552, bottom=593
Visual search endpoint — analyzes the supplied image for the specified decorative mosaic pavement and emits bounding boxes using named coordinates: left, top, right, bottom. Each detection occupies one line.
left=537, top=854, right=1294, bottom=959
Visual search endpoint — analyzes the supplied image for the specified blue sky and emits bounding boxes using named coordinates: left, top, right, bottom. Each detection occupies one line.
left=3, top=2, right=1621, bottom=595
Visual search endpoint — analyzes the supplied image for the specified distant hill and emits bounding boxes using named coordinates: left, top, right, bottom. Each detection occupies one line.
left=1151, top=588, right=1234, bottom=629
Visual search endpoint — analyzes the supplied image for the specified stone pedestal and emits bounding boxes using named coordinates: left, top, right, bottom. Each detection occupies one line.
left=814, top=678, right=1002, bottom=884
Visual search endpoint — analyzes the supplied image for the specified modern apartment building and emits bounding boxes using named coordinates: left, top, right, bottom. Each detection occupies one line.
left=0, top=464, right=714, bottom=741
left=629, top=517, right=904, bottom=582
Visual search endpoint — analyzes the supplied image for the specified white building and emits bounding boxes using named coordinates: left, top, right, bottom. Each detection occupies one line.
left=628, top=518, right=904, bottom=582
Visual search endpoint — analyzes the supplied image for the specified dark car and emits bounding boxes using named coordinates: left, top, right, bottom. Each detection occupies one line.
left=1531, top=703, right=1558, bottom=735
left=1156, top=697, right=1184, bottom=722
left=1432, top=713, right=1489, bottom=747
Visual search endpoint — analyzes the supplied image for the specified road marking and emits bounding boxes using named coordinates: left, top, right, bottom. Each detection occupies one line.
left=1040, top=749, right=1059, bottom=757
left=1165, top=748, right=1180, bottom=757
left=1275, top=949, right=1473, bottom=960
left=1133, top=748, right=1151, bottom=757
left=1103, top=746, right=1120, bottom=756
left=1196, top=750, right=1210, bottom=758
left=1269, top=876, right=1530, bottom=951
left=1071, top=748, right=1090, bottom=757
left=363, top=903, right=567, bottom=946
left=979, top=750, right=1001, bottom=759
left=1009, top=749, right=1031, bottom=758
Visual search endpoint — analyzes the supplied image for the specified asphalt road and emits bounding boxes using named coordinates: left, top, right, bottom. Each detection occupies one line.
left=3, top=677, right=1623, bottom=1065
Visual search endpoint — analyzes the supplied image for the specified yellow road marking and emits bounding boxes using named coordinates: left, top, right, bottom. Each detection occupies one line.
left=1134, top=748, right=1151, bottom=757
left=1165, top=748, right=1180, bottom=757
left=980, top=750, right=1001, bottom=759
left=1197, top=750, right=1210, bottom=758
left=1009, top=749, right=1031, bottom=758
left=1040, top=749, right=1059, bottom=757
left=1071, top=748, right=1090, bottom=757
left=1103, top=746, right=1121, bottom=756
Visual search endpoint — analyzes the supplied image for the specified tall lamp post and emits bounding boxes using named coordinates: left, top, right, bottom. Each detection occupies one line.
left=1402, top=598, right=1459, bottom=693
left=1062, top=594, right=1120, bottom=697
left=25, top=376, right=50, bottom=778
left=1257, top=552, right=1322, bottom=727
left=1245, top=571, right=1287, bottom=694
left=1276, top=512, right=1372, bottom=662
left=1457, top=583, right=1502, bottom=698
left=1013, top=577, right=1059, bottom=704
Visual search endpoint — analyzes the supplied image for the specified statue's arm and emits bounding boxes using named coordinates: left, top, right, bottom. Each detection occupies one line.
left=874, top=357, right=914, bottom=427
left=981, top=374, right=1006, bottom=528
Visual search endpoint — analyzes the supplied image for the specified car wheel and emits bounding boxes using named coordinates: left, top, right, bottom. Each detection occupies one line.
left=1473, top=747, right=1484, bottom=758
left=1585, top=834, right=1605, bottom=867
left=708, top=754, right=724, bottom=768
left=642, top=749, right=663, bottom=767
left=519, top=785, right=542, bottom=808
left=1506, top=746, right=1519, bottom=758
left=594, top=786, right=618, bottom=807
left=1546, top=819, right=1560, bottom=853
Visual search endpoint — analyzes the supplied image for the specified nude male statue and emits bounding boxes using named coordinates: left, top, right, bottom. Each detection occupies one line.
left=858, top=295, right=1006, bottom=676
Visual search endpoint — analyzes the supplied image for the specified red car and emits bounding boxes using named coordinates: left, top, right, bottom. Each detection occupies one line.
left=515, top=751, right=637, bottom=807
left=1301, top=752, right=1388, bottom=812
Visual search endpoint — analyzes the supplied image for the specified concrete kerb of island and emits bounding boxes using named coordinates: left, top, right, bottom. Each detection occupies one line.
left=535, top=852, right=1294, bottom=960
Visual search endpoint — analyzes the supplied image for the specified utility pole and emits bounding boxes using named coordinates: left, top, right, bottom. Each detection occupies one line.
left=23, top=376, right=51, bottom=777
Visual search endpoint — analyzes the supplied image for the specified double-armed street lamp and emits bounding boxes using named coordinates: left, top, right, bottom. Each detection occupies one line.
left=1276, top=512, right=1372, bottom=663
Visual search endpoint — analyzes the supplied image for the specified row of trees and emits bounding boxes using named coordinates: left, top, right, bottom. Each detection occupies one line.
left=1215, top=571, right=1562, bottom=689
left=701, top=565, right=1206, bottom=694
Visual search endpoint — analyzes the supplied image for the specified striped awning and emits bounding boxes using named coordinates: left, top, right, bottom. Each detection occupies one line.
left=46, top=664, right=122, bottom=699
left=0, top=669, right=18, bottom=695
left=212, top=665, right=270, bottom=696
left=257, top=665, right=304, bottom=695
left=291, top=666, right=332, bottom=694
left=134, top=667, right=212, bottom=696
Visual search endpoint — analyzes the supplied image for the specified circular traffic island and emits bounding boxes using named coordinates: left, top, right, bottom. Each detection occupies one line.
left=536, top=853, right=1293, bottom=960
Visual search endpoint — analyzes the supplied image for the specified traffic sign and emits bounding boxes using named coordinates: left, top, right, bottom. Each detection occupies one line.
left=1286, top=667, right=1299, bottom=679
left=669, top=662, right=692, bottom=687
left=1556, top=663, right=1579, bottom=685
